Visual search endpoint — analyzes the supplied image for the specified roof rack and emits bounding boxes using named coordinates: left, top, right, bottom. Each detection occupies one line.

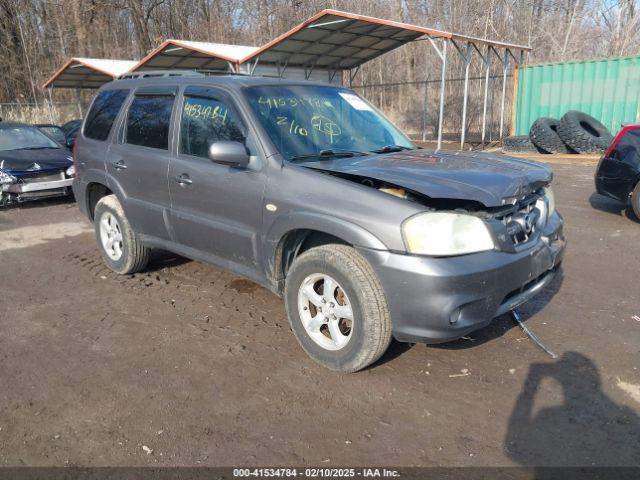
left=119, top=70, right=206, bottom=80
left=118, top=69, right=253, bottom=80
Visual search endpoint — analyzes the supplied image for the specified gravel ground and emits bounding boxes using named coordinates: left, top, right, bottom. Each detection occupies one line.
left=0, top=162, right=639, bottom=467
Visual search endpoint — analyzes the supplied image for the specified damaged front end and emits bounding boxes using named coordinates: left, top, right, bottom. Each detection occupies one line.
left=0, top=167, right=75, bottom=206
left=295, top=152, right=565, bottom=343
left=310, top=165, right=558, bottom=257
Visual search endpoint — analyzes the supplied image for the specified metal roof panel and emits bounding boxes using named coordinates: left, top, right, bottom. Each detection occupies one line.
left=42, top=58, right=138, bottom=89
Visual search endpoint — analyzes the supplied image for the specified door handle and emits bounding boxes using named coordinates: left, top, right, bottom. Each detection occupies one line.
left=174, top=174, right=193, bottom=186
left=111, top=160, right=127, bottom=170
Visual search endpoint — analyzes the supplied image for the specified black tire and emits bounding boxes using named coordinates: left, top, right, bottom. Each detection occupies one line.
left=529, top=117, right=574, bottom=154
left=503, top=135, right=545, bottom=154
left=94, top=194, right=150, bottom=274
left=631, top=181, right=640, bottom=222
left=557, top=111, right=614, bottom=153
left=284, top=244, right=392, bottom=373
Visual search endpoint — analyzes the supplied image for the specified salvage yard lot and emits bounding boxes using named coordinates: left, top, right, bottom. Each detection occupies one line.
left=0, top=161, right=639, bottom=466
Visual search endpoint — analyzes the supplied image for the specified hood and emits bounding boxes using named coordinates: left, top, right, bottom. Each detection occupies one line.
left=0, top=148, right=73, bottom=174
left=296, top=149, right=553, bottom=207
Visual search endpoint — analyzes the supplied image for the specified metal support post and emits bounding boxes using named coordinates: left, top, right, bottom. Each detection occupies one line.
left=499, top=50, right=510, bottom=139
left=476, top=46, right=492, bottom=148
left=453, top=41, right=474, bottom=150
left=47, top=87, right=55, bottom=124
left=75, top=88, right=83, bottom=118
left=428, top=36, right=448, bottom=151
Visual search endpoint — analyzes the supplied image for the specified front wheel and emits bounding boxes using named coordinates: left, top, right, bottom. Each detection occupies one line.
left=94, top=194, right=150, bottom=274
left=284, top=244, right=392, bottom=373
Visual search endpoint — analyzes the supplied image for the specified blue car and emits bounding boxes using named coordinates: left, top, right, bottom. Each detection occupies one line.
left=0, top=122, right=75, bottom=206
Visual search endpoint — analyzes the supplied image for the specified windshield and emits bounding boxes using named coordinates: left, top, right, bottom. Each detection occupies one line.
left=0, top=126, right=60, bottom=151
left=244, top=85, right=413, bottom=161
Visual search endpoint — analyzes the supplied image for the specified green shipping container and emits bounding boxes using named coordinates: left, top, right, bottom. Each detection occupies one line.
left=515, top=55, right=640, bottom=136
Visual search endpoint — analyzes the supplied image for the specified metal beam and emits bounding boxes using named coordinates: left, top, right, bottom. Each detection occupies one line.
left=427, top=36, right=447, bottom=151
left=348, top=65, right=361, bottom=87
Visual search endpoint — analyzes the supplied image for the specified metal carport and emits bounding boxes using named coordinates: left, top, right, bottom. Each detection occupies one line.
left=237, top=9, right=531, bottom=149
left=42, top=58, right=138, bottom=89
left=41, top=10, right=531, bottom=149
left=130, top=40, right=258, bottom=73
left=41, top=57, right=138, bottom=119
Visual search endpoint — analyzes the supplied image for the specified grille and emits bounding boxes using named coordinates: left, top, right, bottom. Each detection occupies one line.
left=491, top=192, right=546, bottom=246
left=17, top=170, right=65, bottom=184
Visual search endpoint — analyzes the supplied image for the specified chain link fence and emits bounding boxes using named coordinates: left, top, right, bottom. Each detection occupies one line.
left=352, top=73, right=514, bottom=147
left=0, top=101, right=83, bottom=125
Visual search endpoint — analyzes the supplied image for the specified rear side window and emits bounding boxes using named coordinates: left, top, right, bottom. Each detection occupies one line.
left=610, top=129, right=640, bottom=163
left=125, top=95, right=174, bottom=150
left=179, top=95, right=245, bottom=158
left=84, top=89, right=129, bottom=141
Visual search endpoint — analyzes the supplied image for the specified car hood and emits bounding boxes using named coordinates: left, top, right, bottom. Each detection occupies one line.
left=0, top=148, right=73, bottom=174
left=296, top=149, right=553, bottom=207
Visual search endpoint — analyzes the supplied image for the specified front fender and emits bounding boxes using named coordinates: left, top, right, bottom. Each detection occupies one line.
left=262, top=211, right=390, bottom=292
left=265, top=211, right=388, bottom=252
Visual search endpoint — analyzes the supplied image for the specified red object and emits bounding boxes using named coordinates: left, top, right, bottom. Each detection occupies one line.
left=603, top=124, right=640, bottom=158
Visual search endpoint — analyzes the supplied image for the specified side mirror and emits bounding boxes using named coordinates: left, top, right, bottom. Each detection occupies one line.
left=208, top=141, right=250, bottom=167
left=66, top=137, right=75, bottom=149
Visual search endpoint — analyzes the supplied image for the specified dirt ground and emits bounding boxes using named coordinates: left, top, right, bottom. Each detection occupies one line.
left=0, top=161, right=639, bottom=468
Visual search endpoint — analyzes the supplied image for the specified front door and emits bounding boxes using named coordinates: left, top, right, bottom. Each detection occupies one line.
left=168, top=86, right=265, bottom=276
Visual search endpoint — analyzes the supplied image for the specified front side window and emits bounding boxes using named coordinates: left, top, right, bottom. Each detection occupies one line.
left=179, top=95, right=245, bottom=158
left=243, top=85, right=413, bottom=161
left=125, top=95, right=174, bottom=150
left=84, top=89, right=129, bottom=141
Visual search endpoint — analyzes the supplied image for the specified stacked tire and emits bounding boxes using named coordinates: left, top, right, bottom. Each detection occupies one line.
left=503, top=111, right=614, bottom=155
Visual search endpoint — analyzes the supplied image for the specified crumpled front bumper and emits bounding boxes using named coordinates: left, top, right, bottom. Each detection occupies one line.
left=1, top=170, right=73, bottom=202
left=3, top=177, right=74, bottom=193
left=358, top=213, right=566, bottom=344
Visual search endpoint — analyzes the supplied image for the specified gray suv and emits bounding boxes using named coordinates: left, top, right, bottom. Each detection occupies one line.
left=73, top=72, right=565, bottom=372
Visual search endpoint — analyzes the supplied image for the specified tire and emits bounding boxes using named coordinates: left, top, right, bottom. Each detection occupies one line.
left=503, top=135, right=545, bottom=154
left=529, top=117, right=573, bottom=153
left=631, top=181, right=640, bottom=221
left=94, top=194, right=150, bottom=274
left=284, top=244, right=392, bottom=373
left=557, top=111, right=614, bottom=154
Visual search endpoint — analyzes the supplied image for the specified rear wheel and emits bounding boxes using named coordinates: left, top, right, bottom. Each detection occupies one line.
left=284, top=244, right=392, bottom=373
left=94, top=194, right=150, bottom=274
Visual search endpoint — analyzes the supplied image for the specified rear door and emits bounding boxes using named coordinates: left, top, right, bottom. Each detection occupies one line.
left=106, top=85, right=177, bottom=240
left=78, top=88, right=129, bottom=182
left=168, top=85, right=265, bottom=274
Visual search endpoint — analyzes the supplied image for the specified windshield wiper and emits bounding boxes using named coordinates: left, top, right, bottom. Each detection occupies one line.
left=290, top=149, right=368, bottom=161
left=371, top=145, right=413, bottom=154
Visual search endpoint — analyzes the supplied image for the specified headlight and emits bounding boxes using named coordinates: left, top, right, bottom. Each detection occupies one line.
left=0, top=170, right=16, bottom=185
left=65, top=165, right=76, bottom=177
left=543, top=186, right=555, bottom=216
left=402, top=212, right=495, bottom=256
